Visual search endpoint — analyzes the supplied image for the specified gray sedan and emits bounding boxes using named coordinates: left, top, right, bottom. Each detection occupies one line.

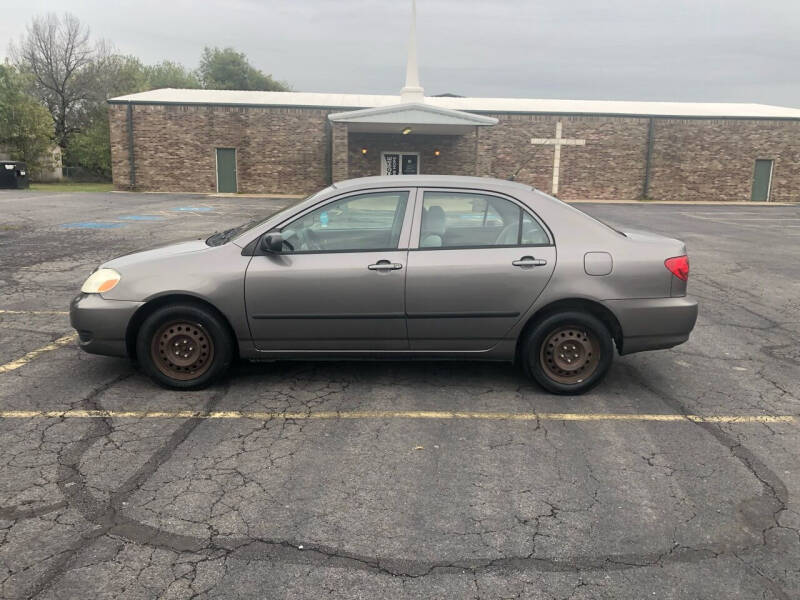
left=70, top=175, right=697, bottom=394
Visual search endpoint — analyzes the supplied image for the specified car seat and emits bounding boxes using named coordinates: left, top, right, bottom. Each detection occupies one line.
left=494, top=217, right=550, bottom=245
left=420, top=205, right=446, bottom=247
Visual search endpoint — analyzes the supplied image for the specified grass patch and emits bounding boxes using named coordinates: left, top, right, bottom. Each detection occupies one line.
left=29, top=182, right=114, bottom=193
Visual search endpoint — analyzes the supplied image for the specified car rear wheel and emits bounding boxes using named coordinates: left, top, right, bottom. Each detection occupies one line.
left=521, top=311, right=613, bottom=395
left=136, top=303, right=233, bottom=390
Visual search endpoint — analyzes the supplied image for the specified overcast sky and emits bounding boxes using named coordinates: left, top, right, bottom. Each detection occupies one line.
left=2, top=0, right=799, bottom=107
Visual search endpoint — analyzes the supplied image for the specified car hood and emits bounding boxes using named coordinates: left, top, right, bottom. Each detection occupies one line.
left=103, top=239, right=211, bottom=270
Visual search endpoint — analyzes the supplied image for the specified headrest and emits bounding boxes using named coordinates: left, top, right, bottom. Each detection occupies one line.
left=422, top=205, right=446, bottom=235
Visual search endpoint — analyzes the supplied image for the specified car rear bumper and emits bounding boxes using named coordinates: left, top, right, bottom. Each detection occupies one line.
left=70, top=294, right=144, bottom=357
left=604, top=296, right=698, bottom=355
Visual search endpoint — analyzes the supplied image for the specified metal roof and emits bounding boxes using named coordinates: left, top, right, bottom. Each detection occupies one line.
left=108, top=88, right=800, bottom=119
left=328, top=102, right=497, bottom=125
left=327, top=102, right=497, bottom=135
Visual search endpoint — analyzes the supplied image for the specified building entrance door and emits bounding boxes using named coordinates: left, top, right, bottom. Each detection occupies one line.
left=216, top=148, right=237, bottom=193
left=381, top=152, right=419, bottom=175
left=751, top=159, right=773, bottom=201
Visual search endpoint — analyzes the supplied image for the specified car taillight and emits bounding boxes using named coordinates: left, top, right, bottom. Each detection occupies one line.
left=665, top=255, right=689, bottom=281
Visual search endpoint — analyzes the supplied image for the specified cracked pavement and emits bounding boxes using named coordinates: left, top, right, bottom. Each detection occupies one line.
left=0, top=189, right=798, bottom=598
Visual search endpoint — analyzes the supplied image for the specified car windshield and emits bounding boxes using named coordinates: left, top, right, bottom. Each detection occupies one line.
left=205, top=190, right=328, bottom=246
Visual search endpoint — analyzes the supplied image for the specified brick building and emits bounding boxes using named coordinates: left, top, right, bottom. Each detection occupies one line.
left=107, top=5, right=800, bottom=202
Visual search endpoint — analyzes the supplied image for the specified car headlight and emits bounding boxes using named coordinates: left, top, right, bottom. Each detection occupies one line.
left=81, top=268, right=121, bottom=294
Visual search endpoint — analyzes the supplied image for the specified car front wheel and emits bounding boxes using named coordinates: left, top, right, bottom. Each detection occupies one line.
left=136, top=303, right=233, bottom=390
left=521, top=311, right=613, bottom=395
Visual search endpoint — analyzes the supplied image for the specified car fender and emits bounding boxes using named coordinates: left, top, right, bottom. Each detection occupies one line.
left=101, top=243, right=253, bottom=341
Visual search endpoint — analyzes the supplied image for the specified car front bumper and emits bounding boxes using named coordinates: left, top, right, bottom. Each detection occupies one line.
left=70, top=293, right=144, bottom=357
left=605, top=296, right=698, bottom=355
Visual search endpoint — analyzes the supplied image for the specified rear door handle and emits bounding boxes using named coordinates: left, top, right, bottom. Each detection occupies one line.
left=368, top=260, right=403, bottom=271
left=512, top=256, right=547, bottom=267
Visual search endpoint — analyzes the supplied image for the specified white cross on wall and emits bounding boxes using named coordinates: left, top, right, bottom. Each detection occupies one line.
left=531, top=122, right=586, bottom=196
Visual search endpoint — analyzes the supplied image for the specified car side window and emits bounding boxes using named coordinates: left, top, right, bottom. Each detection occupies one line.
left=419, top=191, right=547, bottom=248
left=280, top=191, right=409, bottom=253
left=521, top=210, right=550, bottom=245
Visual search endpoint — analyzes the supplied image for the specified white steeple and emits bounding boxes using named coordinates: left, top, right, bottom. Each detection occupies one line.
left=400, top=0, right=424, bottom=103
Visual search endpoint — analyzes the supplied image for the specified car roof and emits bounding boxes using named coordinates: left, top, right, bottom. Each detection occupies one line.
left=331, top=175, right=534, bottom=195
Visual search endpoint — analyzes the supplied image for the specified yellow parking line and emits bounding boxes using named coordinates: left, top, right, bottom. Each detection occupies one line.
left=0, top=333, right=77, bottom=374
left=0, top=309, right=69, bottom=315
left=0, top=409, right=792, bottom=424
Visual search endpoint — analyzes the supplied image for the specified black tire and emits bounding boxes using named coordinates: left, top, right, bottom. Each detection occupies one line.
left=521, top=311, right=613, bottom=395
left=136, top=303, right=234, bottom=390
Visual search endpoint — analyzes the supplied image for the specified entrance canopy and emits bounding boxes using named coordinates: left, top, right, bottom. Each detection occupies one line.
left=328, top=102, right=497, bottom=135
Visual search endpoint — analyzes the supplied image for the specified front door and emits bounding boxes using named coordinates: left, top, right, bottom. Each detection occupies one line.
left=382, top=152, right=419, bottom=175
left=245, top=189, right=414, bottom=350
left=216, top=148, right=237, bottom=193
left=405, top=189, right=556, bottom=351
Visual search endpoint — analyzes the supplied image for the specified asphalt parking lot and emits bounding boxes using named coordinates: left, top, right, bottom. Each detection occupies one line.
left=0, top=189, right=798, bottom=599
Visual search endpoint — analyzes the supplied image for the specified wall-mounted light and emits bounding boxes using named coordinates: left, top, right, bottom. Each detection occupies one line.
left=361, top=147, right=368, bottom=155
left=401, top=127, right=412, bottom=135
left=434, top=149, right=441, bottom=157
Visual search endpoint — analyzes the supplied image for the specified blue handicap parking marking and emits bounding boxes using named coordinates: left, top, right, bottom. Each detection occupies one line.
left=61, top=222, right=126, bottom=229
left=118, top=215, right=166, bottom=221
left=173, top=206, right=213, bottom=212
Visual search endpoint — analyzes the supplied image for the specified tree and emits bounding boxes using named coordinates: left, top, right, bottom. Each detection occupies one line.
left=90, top=53, right=149, bottom=100
left=197, top=47, right=288, bottom=91
left=63, top=113, right=111, bottom=179
left=146, top=61, right=201, bottom=89
left=0, top=64, right=54, bottom=176
left=10, top=12, right=103, bottom=149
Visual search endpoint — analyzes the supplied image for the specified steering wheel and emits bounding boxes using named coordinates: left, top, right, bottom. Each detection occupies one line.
left=297, top=228, right=323, bottom=251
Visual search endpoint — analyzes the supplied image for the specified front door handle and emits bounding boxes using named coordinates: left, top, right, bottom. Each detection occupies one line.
left=512, top=256, right=547, bottom=267
left=368, top=260, right=403, bottom=271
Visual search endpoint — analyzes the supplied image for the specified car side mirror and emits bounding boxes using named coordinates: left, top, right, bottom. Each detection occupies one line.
left=261, top=232, right=284, bottom=253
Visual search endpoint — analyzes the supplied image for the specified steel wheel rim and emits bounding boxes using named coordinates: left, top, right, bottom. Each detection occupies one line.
left=539, top=326, right=601, bottom=385
left=150, top=321, right=214, bottom=381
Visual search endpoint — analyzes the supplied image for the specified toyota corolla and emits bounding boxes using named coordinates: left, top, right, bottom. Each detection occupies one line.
left=71, top=175, right=698, bottom=394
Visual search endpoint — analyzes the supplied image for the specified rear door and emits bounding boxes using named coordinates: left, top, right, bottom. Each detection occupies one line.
left=405, top=189, right=556, bottom=351
left=245, top=188, right=415, bottom=350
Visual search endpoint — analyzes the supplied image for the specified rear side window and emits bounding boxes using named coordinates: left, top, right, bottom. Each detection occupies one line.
left=419, top=191, right=549, bottom=248
left=521, top=211, right=550, bottom=245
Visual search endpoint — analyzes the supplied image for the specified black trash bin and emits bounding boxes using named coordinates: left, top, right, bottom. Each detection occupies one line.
left=0, top=161, right=30, bottom=189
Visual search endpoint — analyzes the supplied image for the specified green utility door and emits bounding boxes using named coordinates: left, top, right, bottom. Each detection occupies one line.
left=751, top=159, right=773, bottom=202
left=216, top=148, right=237, bottom=193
